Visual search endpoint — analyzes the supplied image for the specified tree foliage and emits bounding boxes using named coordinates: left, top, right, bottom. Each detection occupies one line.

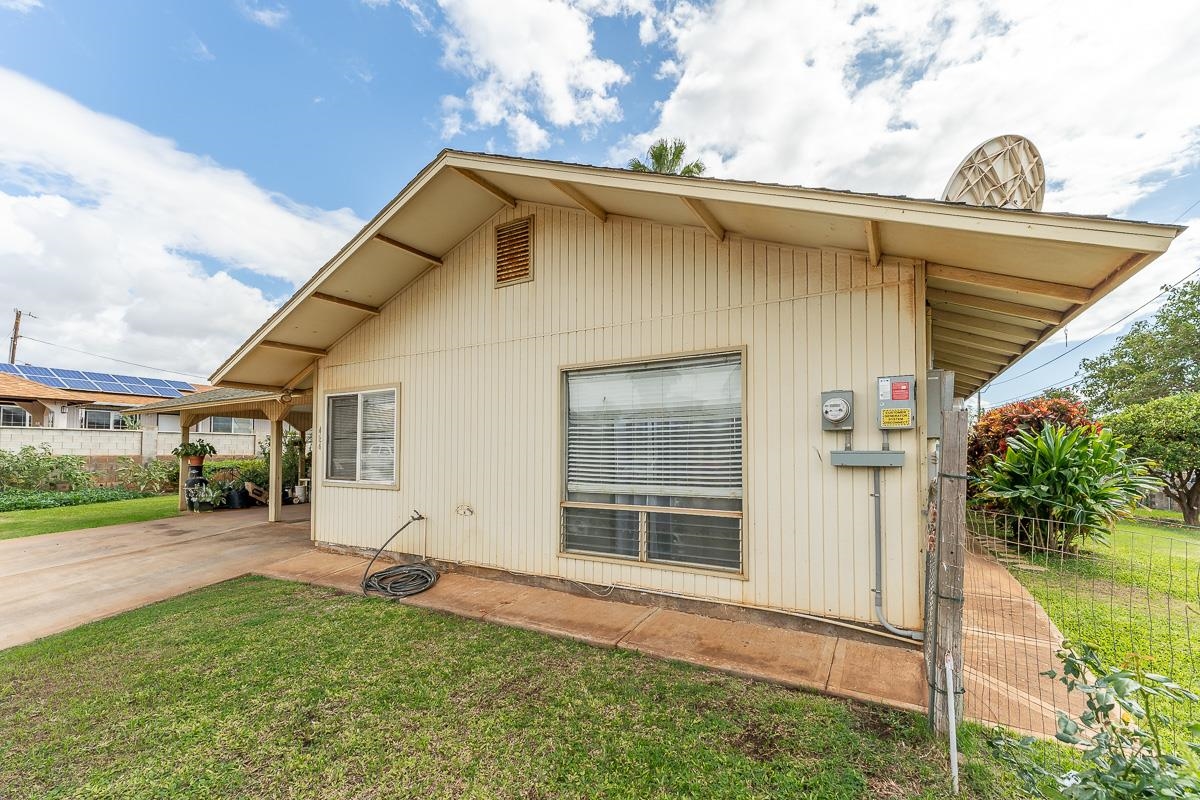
left=1106, top=392, right=1200, bottom=526
left=1078, top=281, right=1200, bottom=413
left=627, top=138, right=706, bottom=176
left=973, top=425, right=1159, bottom=550
left=968, top=396, right=1096, bottom=478
left=0, top=445, right=96, bottom=491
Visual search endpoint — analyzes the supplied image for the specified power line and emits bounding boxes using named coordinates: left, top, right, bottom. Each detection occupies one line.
left=17, top=335, right=208, bottom=380
left=987, top=262, right=1200, bottom=389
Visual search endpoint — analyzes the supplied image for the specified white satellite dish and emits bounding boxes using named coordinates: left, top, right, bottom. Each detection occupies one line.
left=942, top=134, right=1045, bottom=211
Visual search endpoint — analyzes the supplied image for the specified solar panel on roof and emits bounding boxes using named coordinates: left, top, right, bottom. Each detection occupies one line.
left=93, top=382, right=127, bottom=394
left=112, top=374, right=145, bottom=384
left=51, top=368, right=86, bottom=379
left=166, top=380, right=194, bottom=390
left=20, top=366, right=53, bottom=377
left=0, top=363, right=16, bottom=373
left=117, top=383, right=149, bottom=395
left=62, top=379, right=97, bottom=390
left=39, top=377, right=68, bottom=388
left=151, top=386, right=182, bottom=397
left=143, top=378, right=171, bottom=388
left=82, top=372, right=117, bottom=382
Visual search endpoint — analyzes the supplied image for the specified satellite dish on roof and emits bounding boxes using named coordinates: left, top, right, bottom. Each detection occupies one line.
left=942, top=134, right=1045, bottom=211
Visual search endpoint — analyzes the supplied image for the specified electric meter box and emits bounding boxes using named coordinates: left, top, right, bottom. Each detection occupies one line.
left=877, top=375, right=917, bottom=430
left=820, top=390, right=854, bottom=431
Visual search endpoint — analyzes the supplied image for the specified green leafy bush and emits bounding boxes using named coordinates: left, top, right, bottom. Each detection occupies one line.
left=991, top=641, right=1200, bottom=799
left=115, top=457, right=178, bottom=494
left=973, top=425, right=1159, bottom=550
left=203, top=459, right=268, bottom=487
left=0, top=487, right=149, bottom=512
left=0, top=445, right=96, bottom=491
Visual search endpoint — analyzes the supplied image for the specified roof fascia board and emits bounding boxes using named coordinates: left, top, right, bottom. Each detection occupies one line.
left=210, top=150, right=461, bottom=384
left=445, top=152, right=1181, bottom=253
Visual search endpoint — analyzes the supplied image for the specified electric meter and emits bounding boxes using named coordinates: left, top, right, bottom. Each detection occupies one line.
left=820, top=390, right=854, bottom=431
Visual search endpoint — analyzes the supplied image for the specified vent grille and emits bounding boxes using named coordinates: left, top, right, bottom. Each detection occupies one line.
left=495, top=216, right=533, bottom=286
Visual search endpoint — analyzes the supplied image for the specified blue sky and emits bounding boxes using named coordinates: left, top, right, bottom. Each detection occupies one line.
left=0, top=0, right=1197, bottom=400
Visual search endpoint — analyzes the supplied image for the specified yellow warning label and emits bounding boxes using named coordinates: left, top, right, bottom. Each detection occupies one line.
left=880, top=408, right=913, bottom=428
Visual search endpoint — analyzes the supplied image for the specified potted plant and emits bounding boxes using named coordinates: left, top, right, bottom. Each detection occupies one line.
left=185, top=481, right=228, bottom=512
left=172, top=440, right=218, bottom=468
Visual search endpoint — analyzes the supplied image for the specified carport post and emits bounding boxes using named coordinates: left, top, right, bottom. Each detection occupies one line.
left=268, top=417, right=283, bottom=523
left=177, top=420, right=190, bottom=512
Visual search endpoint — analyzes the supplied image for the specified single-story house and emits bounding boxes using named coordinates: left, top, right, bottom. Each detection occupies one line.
left=0, top=364, right=270, bottom=470
left=132, top=150, right=1183, bottom=632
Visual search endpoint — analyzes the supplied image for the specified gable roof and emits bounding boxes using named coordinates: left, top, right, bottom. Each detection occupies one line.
left=211, top=149, right=1184, bottom=397
left=0, top=373, right=80, bottom=402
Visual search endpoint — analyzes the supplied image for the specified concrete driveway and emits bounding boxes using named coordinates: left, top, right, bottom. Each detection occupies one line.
left=0, top=505, right=311, bottom=650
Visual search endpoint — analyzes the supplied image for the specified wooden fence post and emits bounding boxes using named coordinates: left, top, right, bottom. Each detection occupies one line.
left=934, top=401, right=969, bottom=735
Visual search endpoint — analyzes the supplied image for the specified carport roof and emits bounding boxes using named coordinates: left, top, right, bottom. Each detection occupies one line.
left=130, top=387, right=275, bottom=414
left=210, top=149, right=1185, bottom=398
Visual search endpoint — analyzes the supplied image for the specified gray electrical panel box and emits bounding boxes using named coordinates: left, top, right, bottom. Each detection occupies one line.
left=820, top=389, right=854, bottom=431
left=926, top=369, right=950, bottom=438
left=877, top=374, right=917, bottom=430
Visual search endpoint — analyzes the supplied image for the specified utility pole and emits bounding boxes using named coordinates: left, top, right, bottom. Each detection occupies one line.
left=9, top=309, right=36, bottom=364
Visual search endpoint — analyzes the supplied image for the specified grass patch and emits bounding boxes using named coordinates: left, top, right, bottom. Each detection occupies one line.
left=996, top=519, right=1200, bottom=741
left=0, top=494, right=180, bottom=540
left=0, top=577, right=1032, bottom=799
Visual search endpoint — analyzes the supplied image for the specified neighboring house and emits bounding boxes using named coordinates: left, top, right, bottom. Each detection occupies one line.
left=136, top=150, right=1183, bottom=631
left=0, top=365, right=269, bottom=478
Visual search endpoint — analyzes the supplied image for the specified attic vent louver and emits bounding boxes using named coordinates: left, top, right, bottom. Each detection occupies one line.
left=495, top=216, right=533, bottom=286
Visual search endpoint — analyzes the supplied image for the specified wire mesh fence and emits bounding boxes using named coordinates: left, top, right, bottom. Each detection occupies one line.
left=958, top=508, right=1200, bottom=741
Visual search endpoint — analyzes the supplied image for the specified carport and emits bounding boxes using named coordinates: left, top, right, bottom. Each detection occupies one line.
left=131, top=387, right=313, bottom=523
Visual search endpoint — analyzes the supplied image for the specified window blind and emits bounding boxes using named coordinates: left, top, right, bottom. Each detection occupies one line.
left=566, top=354, right=743, bottom=499
left=326, top=395, right=359, bottom=481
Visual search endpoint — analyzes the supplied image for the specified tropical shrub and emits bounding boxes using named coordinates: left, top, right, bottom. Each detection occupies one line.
left=0, top=487, right=148, bottom=512
left=0, top=445, right=96, bottom=491
left=256, top=432, right=311, bottom=488
left=991, top=641, right=1200, bottom=799
left=172, top=440, right=217, bottom=459
left=204, top=458, right=269, bottom=487
left=969, top=396, right=1096, bottom=480
left=973, top=425, right=1159, bottom=550
left=115, top=457, right=178, bottom=494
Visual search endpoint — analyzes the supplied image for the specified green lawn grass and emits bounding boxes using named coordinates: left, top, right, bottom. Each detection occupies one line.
left=1001, top=519, right=1200, bottom=740
left=0, top=494, right=180, bottom=540
left=0, top=577, right=1031, bottom=799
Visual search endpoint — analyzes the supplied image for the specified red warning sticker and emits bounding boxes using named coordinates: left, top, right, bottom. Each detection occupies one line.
left=891, top=381, right=910, bottom=401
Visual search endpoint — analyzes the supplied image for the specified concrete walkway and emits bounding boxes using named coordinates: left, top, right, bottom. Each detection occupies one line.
left=257, top=549, right=928, bottom=713
left=962, top=549, right=1085, bottom=737
left=0, top=505, right=310, bottom=650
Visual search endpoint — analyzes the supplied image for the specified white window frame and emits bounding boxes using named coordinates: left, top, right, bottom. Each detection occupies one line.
left=82, top=408, right=128, bottom=430
left=0, top=404, right=30, bottom=427
left=209, top=416, right=254, bottom=435
left=558, top=349, right=748, bottom=576
left=322, top=387, right=399, bottom=488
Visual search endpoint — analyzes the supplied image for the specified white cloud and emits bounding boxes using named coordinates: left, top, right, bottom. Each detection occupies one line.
left=626, top=0, right=1200, bottom=339
left=184, top=34, right=215, bottom=62
left=367, top=0, right=655, bottom=153
left=0, top=0, right=41, bottom=11
left=0, top=68, right=362, bottom=379
left=238, top=1, right=289, bottom=28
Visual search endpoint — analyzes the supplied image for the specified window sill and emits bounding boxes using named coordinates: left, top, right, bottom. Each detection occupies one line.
left=319, top=479, right=398, bottom=491
left=557, top=549, right=748, bottom=581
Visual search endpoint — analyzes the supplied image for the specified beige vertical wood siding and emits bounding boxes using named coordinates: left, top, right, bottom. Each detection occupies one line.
left=315, top=202, right=925, bottom=628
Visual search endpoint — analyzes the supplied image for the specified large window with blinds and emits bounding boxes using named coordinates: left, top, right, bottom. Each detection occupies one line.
left=561, top=352, right=744, bottom=572
left=325, top=389, right=397, bottom=485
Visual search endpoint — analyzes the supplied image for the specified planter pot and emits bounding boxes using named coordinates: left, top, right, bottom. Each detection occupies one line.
left=225, top=489, right=252, bottom=510
left=186, top=456, right=205, bottom=468
left=197, top=501, right=215, bottom=513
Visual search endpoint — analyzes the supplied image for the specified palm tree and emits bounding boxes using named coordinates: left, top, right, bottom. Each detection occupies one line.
left=627, top=138, right=705, bottom=176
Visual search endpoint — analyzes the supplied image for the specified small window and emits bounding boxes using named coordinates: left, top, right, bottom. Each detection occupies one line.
left=561, top=352, right=744, bottom=571
left=325, top=389, right=397, bottom=484
left=495, top=216, right=533, bottom=286
left=0, top=405, right=29, bottom=427
left=83, top=409, right=116, bottom=429
left=210, top=416, right=253, bottom=434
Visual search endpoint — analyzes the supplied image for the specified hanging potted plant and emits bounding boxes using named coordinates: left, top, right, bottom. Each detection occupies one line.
left=172, top=439, right=218, bottom=468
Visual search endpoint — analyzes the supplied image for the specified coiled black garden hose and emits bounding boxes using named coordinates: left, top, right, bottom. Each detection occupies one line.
left=360, top=511, right=439, bottom=598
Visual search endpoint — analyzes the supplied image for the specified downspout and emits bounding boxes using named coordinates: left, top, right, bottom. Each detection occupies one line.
left=873, top=464, right=924, bottom=641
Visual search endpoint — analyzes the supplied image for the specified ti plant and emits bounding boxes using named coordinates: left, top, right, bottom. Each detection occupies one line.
left=991, top=641, right=1200, bottom=799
